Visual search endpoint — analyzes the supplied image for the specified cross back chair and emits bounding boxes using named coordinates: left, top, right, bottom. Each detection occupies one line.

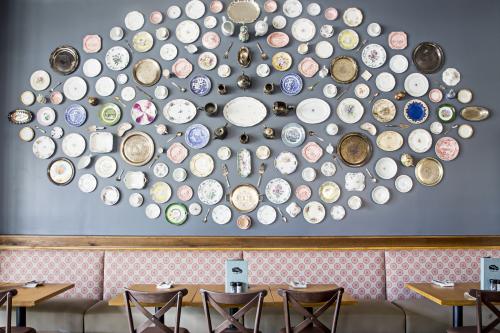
left=278, top=288, right=344, bottom=333
left=447, top=289, right=500, bottom=333
left=0, top=289, right=36, bottom=333
left=124, top=288, right=189, bottom=333
left=200, top=289, right=268, bottom=333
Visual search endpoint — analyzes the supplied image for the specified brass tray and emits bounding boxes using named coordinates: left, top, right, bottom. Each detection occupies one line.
left=330, top=56, right=358, bottom=84
left=120, top=131, right=155, bottom=166
left=412, top=42, right=444, bottom=74
left=227, top=184, right=261, bottom=213
left=133, top=58, right=161, bottom=87
left=49, top=45, right=80, bottom=75
left=227, top=0, right=261, bottom=24
left=337, top=132, right=372, bottom=167
left=415, top=157, right=444, bottom=187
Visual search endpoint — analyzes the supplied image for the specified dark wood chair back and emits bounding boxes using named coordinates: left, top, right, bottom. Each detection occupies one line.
left=278, top=288, right=344, bottom=333
left=200, top=289, right=268, bottom=333
left=124, top=288, right=188, bottom=333
left=0, top=289, right=18, bottom=333
left=469, top=289, right=500, bottom=333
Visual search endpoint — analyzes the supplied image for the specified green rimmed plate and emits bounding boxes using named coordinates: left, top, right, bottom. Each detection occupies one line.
left=99, top=103, right=121, bottom=126
left=165, top=203, right=188, bottom=225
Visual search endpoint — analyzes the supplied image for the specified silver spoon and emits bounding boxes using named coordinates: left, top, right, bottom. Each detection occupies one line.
left=385, top=123, right=410, bottom=129
left=307, top=82, right=320, bottom=91
left=135, top=86, right=153, bottom=100
left=355, top=39, right=367, bottom=52
left=277, top=207, right=288, bottom=223
left=369, top=92, right=380, bottom=104
left=203, top=208, right=211, bottom=223
left=114, top=96, right=126, bottom=108
left=35, top=126, right=46, bottom=134
left=308, top=131, right=324, bottom=142
left=115, top=169, right=124, bottom=182
left=50, top=82, right=62, bottom=92
left=443, top=124, right=459, bottom=135
left=336, top=84, right=352, bottom=100
left=166, top=131, right=183, bottom=143
left=256, top=42, right=268, bottom=60
left=171, top=81, right=186, bottom=93
left=149, top=147, right=164, bottom=168
left=224, top=42, right=233, bottom=59
left=365, top=168, right=377, bottom=183
left=222, top=164, right=230, bottom=188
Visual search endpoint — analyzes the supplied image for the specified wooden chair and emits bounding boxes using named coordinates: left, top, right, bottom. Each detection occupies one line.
left=124, top=288, right=190, bottom=333
left=200, top=289, right=268, bottom=333
left=447, top=289, right=500, bottom=333
left=0, top=289, right=36, bottom=333
left=277, top=288, right=344, bottom=333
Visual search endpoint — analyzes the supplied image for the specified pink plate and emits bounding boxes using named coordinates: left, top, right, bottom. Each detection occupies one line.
left=210, top=0, right=223, bottom=13
left=167, top=142, right=189, bottom=164
left=131, top=100, right=157, bottom=125
left=177, top=185, right=194, bottom=201
left=267, top=32, right=290, bottom=48
left=264, top=0, right=278, bottom=13
left=429, top=88, right=443, bottom=103
left=388, top=31, right=408, bottom=50
left=298, top=57, right=319, bottom=78
left=50, top=91, right=64, bottom=105
left=302, top=142, right=324, bottom=163
left=83, top=35, right=102, bottom=53
left=324, top=7, right=338, bottom=20
left=202, top=31, right=221, bottom=50
left=295, top=185, right=312, bottom=201
left=172, top=58, right=193, bottom=79
left=149, top=11, right=163, bottom=24
left=435, top=137, right=460, bottom=161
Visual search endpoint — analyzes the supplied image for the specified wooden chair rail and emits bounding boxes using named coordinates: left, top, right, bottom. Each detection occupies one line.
left=0, top=235, right=499, bottom=250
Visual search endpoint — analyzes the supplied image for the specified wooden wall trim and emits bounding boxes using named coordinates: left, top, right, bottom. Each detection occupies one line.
left=0, top=235, right=499, bottom=250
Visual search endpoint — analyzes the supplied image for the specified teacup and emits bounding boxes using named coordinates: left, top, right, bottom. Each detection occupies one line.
left=221, top=16, right=235, bottom=36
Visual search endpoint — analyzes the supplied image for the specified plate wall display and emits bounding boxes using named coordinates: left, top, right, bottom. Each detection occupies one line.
left=36, top=107, right=56, bottom=126
left=337, top=132, right=372, bottom=167
left=165, top=203, right=188, bottom=225
left=227, top=0, right=260, bottom=23
left=337, top=98, right=364, bottom=124
left=49, top=45, right=79, bottom=75
left=372, top=185, right=390, bottom=205
left=404, top=73, right=429, bottom=97
left=412, top=42, right=444, bottom=74
left=237, top=149, right=252, bottom=178
left=62, top=133, right=86, bottom=158
left=295, top=185, right=312, bottom=201
left=120, top=131, right=155, bottom=166
left=375, top=157, right=398, bottom=180
left=185, top=124, right=210, bottom=149
left=435, top=137, right=460, bottom=161
left=99, top=103, right=121, bottom=126
left=95, top=156, right=117, bottom=178
left=78, top=174, right=97, bottom=193
left=167, top=142, right=189, bottom=164
left=331, top=205, right=346, bottom=221
left=145, top=204, right=161, bottom=219
left=163, top=99, right=197, bottom=124
left=274, top=151, right=298, bottom=175
left=371, top=99, right=396, bottom=123
left=296, top=98, right=331, bottom=124
left=47, top=158, right=75, bottom=186
left=280, top=73, right=303, bottom=96
left=131, top=100, right=157, bottom=125
left=283, top=0, right=302, bottom=18
left=223, top=97, right=267, bottom=127
left=267, top=32, right=290, bottom=48
left=30, top=70, right=51, bottom=91
left=404, top=99, right=429, bottom=124
left=198, top=179, right=224, bottom=205
left=105, top=46, right=130, bottom=71
left=301, top=142, right=323, bottom=163
left=281, top=122, right=306, bottom=148
left=101, top=186, right=120, bottom=206
left=63, top=76, right=87, bottom=101
left=150, top=181, right=172, bottom=204
left=415, top=157, right=444, bottom=186
left=318, top=181, right=341, bottom=204
left=303, top=201, right=326, bottom=224
left=189, top=75, right=212, bottom=96
left=376, top=131, right=404, bottom=152
left=460, top=106, right=489, bottom=121
left=212, top=204, right=232, bottom=224
left=257, top=205, right=277, bottom=225
left=175, top=20, right=200, bottom=44
left=330, top=56, right=358, bottom=84
left=343, top=7, right=363, bottom=27
left=338, top=29, right=359, bottom=50
left=345, top=172, right=365, bottom=192
left=395, top=175, right=413, bottom=193
left=361, top=44, right=387, bottom=68
left=408, top=128, right=433, bottom=153
left=189, top=152, right=214, bottom=177
left=272, top=52, right=293, bottom=71
left=291, top=18, right=316, bottom=42
left=133, top=59, right=161, bottom=87
left=265, top=178, right=291, bottom=204
left=229, top=184, right=260, bottom=213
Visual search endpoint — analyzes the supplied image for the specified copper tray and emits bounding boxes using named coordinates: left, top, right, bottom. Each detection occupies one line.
left=412, top=42, right=444, bottom=74
left=120, top=131, right=155, bottom=166
left=49, top=45, right=80, bottom=75
left=337, top=132, right=372, bottom=167
left=133, top=58, right=161, bottom=87
left=330, top=56, right=358, bottom=84
left=415, top=157, right=444, bottom=186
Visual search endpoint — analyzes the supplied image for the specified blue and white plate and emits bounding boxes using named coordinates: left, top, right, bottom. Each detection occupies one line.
left=64, top=104, right=87, bottom=127
left=189, top=75, right=212, bottom=96
left=280, top=73, right=303, bottom=96
left=185, top=123, right=210, bottom=149
left=281, top=122, right=306, bottom=147
left=404, top=99, right=429, bottom=124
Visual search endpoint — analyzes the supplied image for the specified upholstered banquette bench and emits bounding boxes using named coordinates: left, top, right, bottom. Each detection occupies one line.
left=1, top=248, right=499, bottom=333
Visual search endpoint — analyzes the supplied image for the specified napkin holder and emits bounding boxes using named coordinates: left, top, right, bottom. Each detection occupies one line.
left=480, top=257, right=500, bottom=291
left=225, top=259, right=248, bottom=293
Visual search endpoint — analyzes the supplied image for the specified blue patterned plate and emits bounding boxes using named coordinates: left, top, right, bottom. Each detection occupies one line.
left=189, top=75, right=212, bottom=96
left=404, top=99, right=429, bottom=124
left=185, top=123, right=210, bottom=149
left=280, top=73, right=303, bottom=96
left=64, top=104, right=87, bottom=127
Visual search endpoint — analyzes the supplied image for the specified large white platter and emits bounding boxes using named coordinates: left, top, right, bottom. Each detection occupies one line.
left=223, top=97, right=267, bottom=127
left=296, top=98, right=331, bottom=124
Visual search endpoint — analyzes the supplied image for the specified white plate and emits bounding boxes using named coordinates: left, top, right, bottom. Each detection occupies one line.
left=457, top=89, right=473, bottom=104
left=185, top=0, right=205, bottom=19
left=306, top=2, right=321, bottom=16
left=362, top=44, right=386, bottom=68
left=343, top=7, right=363, bottom=27
left=321, top=161, right=336, bottom=177
left=274, top=151, right=298, bottom=175
left=218, top=64, right=232, bottom=78
left=212, top=204, right=232, bottom=224
left=296, top=98, right=331, bottom=124
left=256, top=64, right=270, bottom=77
left=198, top=52, right=217, bottom=70
left=189, top=203, right=202, bottom=216
left=121, top=87, right=136, bottom=102
left=83, top=59, right=102, bottom=78
left=372, top=186, right=390, bottom=205
left=315, top=41, right=334, bottom=59
left=167, top=5, right=182, bottom=19
left=217, top=146, right=232, bottom=160
left=160, top=43, right=178, bottom=61
left=303, top=201, right=326, bottom=224
left=272, top=15, right=287, bottom=29
left=153, top=162, right=169, bottom=178
left=30, top=70, right=51, bottom=91
left=330, top=205, right=346, bottom=221
left=430, top=121, right=444, bottom=135
left=63, top=76, right=87, bottom=101
left=404, top=73, right=429, bottom=97
left=348, top=196, right=362, bottom=210
left=62, top=133, right=86, bottom=157
left=323, top=84, right=337, bottom=98
left=37, top=107, right=56, bottom=126
left=354, top=83, right=370, bottom=99
left=95, top=77, right=115, bottom=97
left=110, top=26, right=124, bottom=41
left=125, top=11, right=145, bottom=31
left=95, top=156, right=117, bottom=178
left=375, top=72, right=396, bottom=92
left=154, top=86, right=169, bottom=100
left=319, top=181, right=341, bottom=204
left=395, top=175, right=413, bottom=193
left=291, top=18, right=316, bottom=42
left=301, top=167, right=316, bottom=182
left=163, top=99, right=197, bottom=124
left=117, top=73, right=128, bottom=85
left=344, top=172, right=365, bottom=192
left=283, top=0, right=302, bottom=17
left=375, top=157, right=398, bottom=180
left=89, top=132, right=113, bottom=153
left=32, top=136, right=55, bottom=159
left=198, top=179, right=224, bottom=205
left=256, top=146, right=271, bottom=160
left=172, top=167, right=188, bottom=182
left=129, top=193, right=144, bottom=208
left=77, top=154, right=92, bottom=169
left=336, top=98, right=364, bottom=124
left=376, top=131, right=404, bottom=151
left=408, top=128, right=433, bottom=153
left=190, top=153, right=214, bottom=177
left=204, top=16, right=217, bottom=29
left=223, top=97, right=267, bottom=127
left=145, top=204, right=161, bottom=219
left=101, top=186, right=120, bottom=206
left=257, top=205, right=277, bottom=225
left=176, top=20, right=200, bottom=44
left=78, top=174, right=97, bottom=193
left=442, top=68, right=461, bottom=86
left=20, top=91, right=35, bottom=106
left=105, top=46, right=130, bottom=71
left=458, top=124, right=474, bottom=139
left=367, top=22, right=382, bottom=37
left=389, top=55, right=408, bottom=74
left=265, top=178, right=291, bottom=204
left=150, top=181, right=172, bottom=204
left=19, top=127, right=35, bottom=142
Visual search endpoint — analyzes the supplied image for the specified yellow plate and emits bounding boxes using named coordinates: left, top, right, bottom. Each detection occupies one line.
left=132, top=31, right=154, bottom=52
left=338, top=29, right=359, bottom=50
left=272, top=52, right=293, bottom=71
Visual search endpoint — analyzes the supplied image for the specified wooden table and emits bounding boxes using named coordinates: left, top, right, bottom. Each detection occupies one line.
left=0, top=282, right=74, bottom=327
left=405, top=282, right=479, bottom=328
left=269, top=284, right=357, bottom=306
left=108, top=284, right=199, bottom=307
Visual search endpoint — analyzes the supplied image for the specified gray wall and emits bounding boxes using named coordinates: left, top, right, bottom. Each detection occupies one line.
left=0, top=0, right=499, bottom=236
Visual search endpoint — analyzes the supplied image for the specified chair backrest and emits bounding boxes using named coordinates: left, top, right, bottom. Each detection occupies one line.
left=278, top=288, right=344, bottom=333
left=124, top=288, right=188, bottom=333
left=200, top=289, right=268, bottom=333
left=0, top=289, right=18, bottom=333
left=469, top=289, right=500, bottom=333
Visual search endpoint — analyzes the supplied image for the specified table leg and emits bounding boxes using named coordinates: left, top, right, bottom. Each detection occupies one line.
left=16, top=307, right=26, bottom=327
left=155, top=307, right=165, bottom=324
left=452, top=306, right=463, bottom=328
left=229, top=307, right=238, bottom=329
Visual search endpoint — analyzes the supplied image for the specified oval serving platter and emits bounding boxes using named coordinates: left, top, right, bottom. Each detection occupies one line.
left=376, top=131, right=404, bottom=152
left=223, top=97, right=267, bottom=127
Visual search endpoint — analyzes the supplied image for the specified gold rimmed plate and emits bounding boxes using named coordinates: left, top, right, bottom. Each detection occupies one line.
left=120, top=131, right=155, bottom=166
left=133, top=58, right=161, bottom=87
left=330, top=56, right=358, bottom=84
left=415, top=157, right=444, bottom=186
left=338, top=132, right=372, bottom=167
